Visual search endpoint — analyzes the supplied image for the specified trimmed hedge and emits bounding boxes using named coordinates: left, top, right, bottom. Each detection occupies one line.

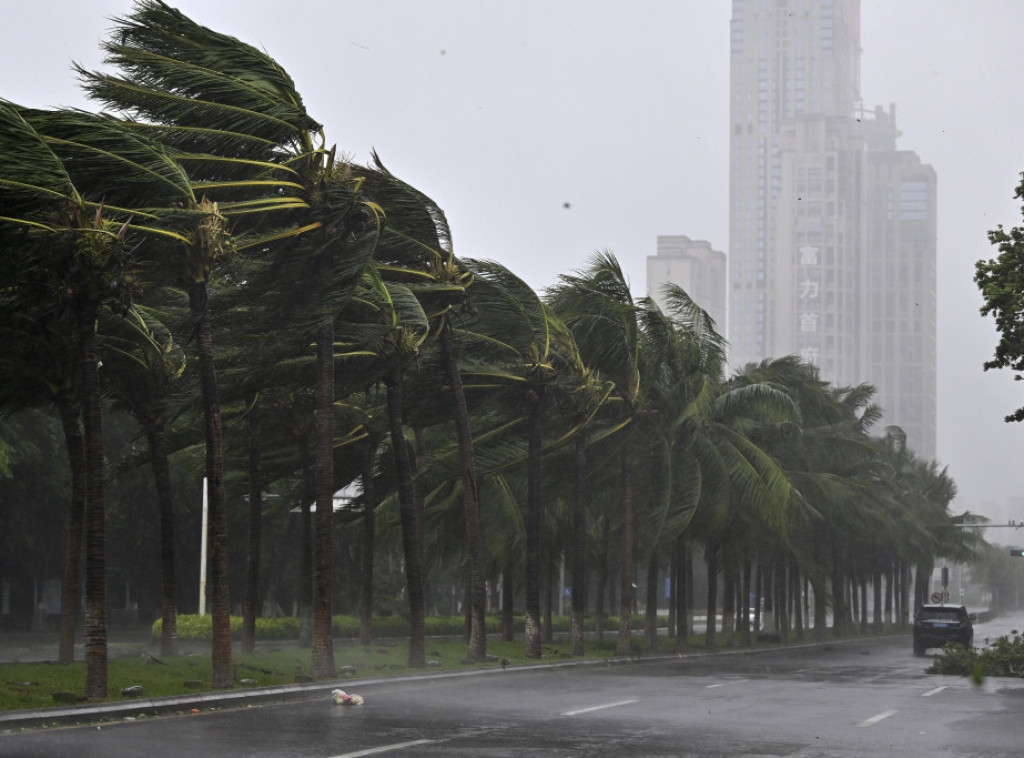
left=152, top=613, right=662, bottom=642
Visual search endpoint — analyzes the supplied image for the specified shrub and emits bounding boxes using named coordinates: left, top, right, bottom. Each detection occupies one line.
left=928, top=630, right=1024, bottom=677
left=926, top=641, right=979, bottom=675
left=150, top=611, right=663, bottom=643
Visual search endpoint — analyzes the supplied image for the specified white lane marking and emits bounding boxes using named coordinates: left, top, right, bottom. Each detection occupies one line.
left=706, top=679, right=748, bottom=689
left=856, top=709, right=897, bottom=728
left=561, top=699, right=639, bottom=716
left=923, top=686, right=948, bottom=697
left=329, top=740, right=435, bottom=757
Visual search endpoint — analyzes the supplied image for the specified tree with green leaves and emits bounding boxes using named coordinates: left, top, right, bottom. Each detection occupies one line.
left=79, top=0, right=381, bottom=682
left=548, top=251, right=647, bottom=656
left=0, top=101, right=183, bottom=698
left=977, top=172, right=1024, bottom=422
left=364, top=159, right=488, bottom=662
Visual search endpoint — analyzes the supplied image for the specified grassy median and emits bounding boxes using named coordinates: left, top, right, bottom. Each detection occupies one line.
left=0, top=636, right=658, bottom=712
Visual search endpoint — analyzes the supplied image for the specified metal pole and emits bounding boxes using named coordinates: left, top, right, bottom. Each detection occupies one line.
left=199, top=477, right=208, bottom=616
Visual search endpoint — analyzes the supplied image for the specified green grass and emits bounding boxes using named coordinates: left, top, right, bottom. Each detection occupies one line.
left=0, top=637, right=628, bottom=712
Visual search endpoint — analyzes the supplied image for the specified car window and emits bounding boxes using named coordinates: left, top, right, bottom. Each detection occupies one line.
left=920, top=609, right=960, bottom=622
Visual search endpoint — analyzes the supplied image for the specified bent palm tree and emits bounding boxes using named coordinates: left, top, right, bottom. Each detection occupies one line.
left=0, top=101, right=192, bottom=698
left=79, top=0, right=379, bottom=681
left=364, top=161, right=488, bottom=661
left=548, top=252, right=646, bottom=656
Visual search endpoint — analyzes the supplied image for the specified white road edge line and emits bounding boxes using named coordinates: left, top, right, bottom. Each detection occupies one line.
left=856, top=709, right=897, bottom=728
left=561, top=699, right=639, bottom=716
left=923, top=686, right=948, bottom=697
left=329, top=739, right=435, bottom=757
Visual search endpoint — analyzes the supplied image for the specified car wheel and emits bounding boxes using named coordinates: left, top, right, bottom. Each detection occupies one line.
left=913, top=640, right=926, bottom=657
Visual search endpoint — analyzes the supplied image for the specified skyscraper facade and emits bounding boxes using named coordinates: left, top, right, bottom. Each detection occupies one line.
left=646, top=235, right=727, bottom=331
left=727, top=0, right=936, bottom=458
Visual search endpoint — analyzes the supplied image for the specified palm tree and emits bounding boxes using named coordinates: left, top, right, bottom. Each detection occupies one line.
left=364, top=161, right=488, bottom=661
left=79, top=0, right=381, bottom=681
left=548, top=251, right=647, bottom=655
left=0, top=300, right=86, bottom=663
left=101, top=303, right=187, bottom=657
left=457, top=259, right=587, bottom=658
left=0, top=101, right=185, bottom=698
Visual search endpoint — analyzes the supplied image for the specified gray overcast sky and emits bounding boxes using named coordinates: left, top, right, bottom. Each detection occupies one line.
left=4, top=1, right=1024, bottom=519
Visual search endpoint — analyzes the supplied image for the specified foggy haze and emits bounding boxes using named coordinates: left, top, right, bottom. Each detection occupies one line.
left=3, top=0, right=1023, bottom=521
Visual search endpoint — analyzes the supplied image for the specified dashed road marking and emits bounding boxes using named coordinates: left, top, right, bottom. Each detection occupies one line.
left=857, top=709, right=897, bottom=727
left=561, top=699, right=639, bottom=716
left=706, top=678, right=748, bottom=689
left=330, top=739, right=435, bottom=757
left=923, top=686, right=948, bottom=697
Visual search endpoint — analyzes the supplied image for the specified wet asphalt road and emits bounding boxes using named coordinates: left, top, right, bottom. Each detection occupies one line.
left=4, top=612, right=1024, bottom=757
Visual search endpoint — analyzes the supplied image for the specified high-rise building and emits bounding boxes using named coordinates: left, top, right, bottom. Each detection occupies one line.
left=646, top=235, right=727, bottom=331
left=863, top=105, right=937, bottom=458
left=727, top=0, right=936, bottom=458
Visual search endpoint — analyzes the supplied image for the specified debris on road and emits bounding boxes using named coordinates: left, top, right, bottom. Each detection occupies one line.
left=331, top=688, right=364, bottom=706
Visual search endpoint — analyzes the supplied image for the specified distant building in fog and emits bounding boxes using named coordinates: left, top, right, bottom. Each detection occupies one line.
left=727, top=0, right=936, bottom=458
left=646, top=235, right=727, bottom=332
left=863, top=105, right=937, bottom=458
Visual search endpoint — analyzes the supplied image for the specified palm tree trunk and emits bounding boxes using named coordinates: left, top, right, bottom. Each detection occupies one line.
left=790, top=562, right=803, bottom=641
left=386, top=379, right=426, bottom=668
left=190, top=282, right=231, bottom=689
left=673, top=535, right=688, bottom=650
left=595, top=518, right=609, bottom=642
left=900, top=561, right=912, bottom=628
left=412, top=428, right=427, bottom=545
left=297, top=434, right=314, bottom=646
left=79, top=298, right=107, bottom=700
left=438, top=319, right=487, bottom=661
left=811, top=573, right=828, bottom=640
left=704, top=546, right=718, bottom=649
left=885, top=564, right=894, bottom=627
left=542, top=554, right=554, bottom=644
left=570, top=419, right=587, bottom=656
left=359, top=449, right=377, bottom=648
left=754, top=562, right=764, bottom=634
left=722, top=559, right=736, bottom=646
left=830, top=558, right=842, bottom=636
left=147, top=415, right=179, bottom=658
left=242, top=394, right=261, bottom=655
left=645, top=551, right=659, bottom=652
left=858, top=578, right=868, bottom=633
left=524, top=394, right=543, bottom=659
left=740, top=559, right=752, bottom=646
left=616, top=439, right=634, bottom=656
left=311, top=321, right=336, bottom=678
left=57, top=397, right=85, bottom=664
left=502, top=560, right=515, bottom=642
left=775, top=562, right=789, bottom=642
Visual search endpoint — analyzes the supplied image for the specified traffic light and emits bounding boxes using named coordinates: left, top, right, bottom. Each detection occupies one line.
left=1010, top=548, right=1024, bottom=557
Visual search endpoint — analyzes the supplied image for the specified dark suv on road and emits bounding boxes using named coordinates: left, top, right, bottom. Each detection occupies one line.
left=912, top=604, right=974, bottom=656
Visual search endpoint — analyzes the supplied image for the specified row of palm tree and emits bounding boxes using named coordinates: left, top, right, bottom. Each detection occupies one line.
left=0, top=1, right=980, bottom=698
